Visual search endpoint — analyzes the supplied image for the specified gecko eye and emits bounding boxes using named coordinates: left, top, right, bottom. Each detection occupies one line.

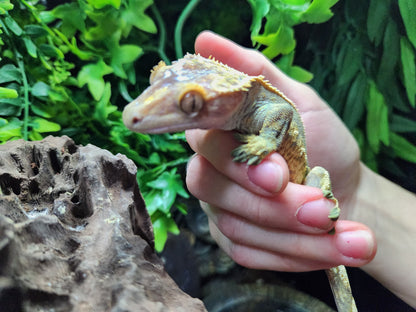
left=179, top=91, right=204, bottom=116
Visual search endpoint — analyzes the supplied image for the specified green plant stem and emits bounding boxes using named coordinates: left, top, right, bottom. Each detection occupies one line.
left=151, top=4, right=170, bottom=64
left=174, top=0, right=201, bottom=59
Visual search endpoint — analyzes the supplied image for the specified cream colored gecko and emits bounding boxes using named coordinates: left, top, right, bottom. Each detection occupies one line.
left=123, top=54, right=357, bottom=311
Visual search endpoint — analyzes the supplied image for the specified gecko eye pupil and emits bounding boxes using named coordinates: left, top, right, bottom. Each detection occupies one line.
left=180, top=91, right=204, bottom=116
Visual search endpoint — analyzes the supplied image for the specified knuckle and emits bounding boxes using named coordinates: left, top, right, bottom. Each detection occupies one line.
left=228, top=244, right=253, bottom=268
left=216, top=212, right=244, bottom=242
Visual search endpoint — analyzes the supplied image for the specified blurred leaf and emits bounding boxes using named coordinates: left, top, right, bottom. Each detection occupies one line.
left=400, top=37, right=416, bottom=107
left=391, top=115, right=416, bottom=133
left=0, top=118, right=21, bottom=141
left=302, top=0, right=339, bottom=23
left=399, top=0, right=416, bottom=49
left=377, top=20, right=399, bottom=91
left=52, top=2, right=86, bottom=37
left=88, top=0, right=121, bottom=9
left=367, top=0, right=389, bottom=46
left=121, top=0, right=156, bottom=34
left=151, top=134, right=187, bottom=153
left=287, top=65, right=313, bottom=83
left=31, top=117, right=61, bottom=133
left=0, top=96, right=22, bottom=116
left=39, top=44, right=64, bottom=59
left=31, top=104, right=52, bottom=118
left=336, top=36, right=362, bottom=85
left=110, top=43, right=143, bottom=79
left=152, top=213, right=179, bottom=252
left=342, top=72, right=367, bottom=130
left=0, top=87, right=18, bottom=98
left=366, top=81, right=389, bottom=153
left=247, top=0, right=270, bottom=41
left=24, top=25, right=48, bottom=38
left=4, top=16, right=22, bottom=36
left=23, top=37, right=37, bottom=58
left=275, top=53, right=313, bottom=82
left=93, top=82, right=117, bottom=125
left=31, top=81, right=50, bottom=97
left=146, top=168, right=189, bottom=214
left=254, top=25, right=295, bottom=59
left=0, top=1, right=13, bottom=14
left=0, top=64, right=21, bottom=84
left=78, top=59, right=113, bottom=101
left=390, top=132, right=416, bottom=163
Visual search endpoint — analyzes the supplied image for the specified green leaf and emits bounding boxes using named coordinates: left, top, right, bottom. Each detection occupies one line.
left=0, top=87, right=18, bottom=99
left=121, top=0, right=156, bottom=34
left=377, top=20, right=400, bottom=91
left=302, top=0, right=339, bottom=23
left=110, top=44, right=143, bottom=79
left=288, top=65, right=313, bottom=83
left=87, top=0, right=121, bottom=9
left=0, top=1, right=13, bottom=14
left=151, top=134, right=187, bottom=153
left=146, top=168, right=189, bottom=214
left=275, top=53, right=313, bottom=82
left=93, top=82, right=117, bottom=124
left=342, top=72, right=367, bottom=130
left=152, top=213, right=180, bottom=252
left=400, top=37, right=416, bottom=107
left=24, top=25, right=48, bottom=38
left=31, top=117, right=61, bottom=133
left=0, top=97, right=22, bottom=116
left=390, top=132, right=416, bottom=163
left=4, top=16, right=22, bottom=36
left=52, top=2, right=86, bottom=37
left=78, top=60, right=113, bottom=101
left=23, top=37, right=37, bottom=58
left=0, top=117, right=7, bottom=127
left=367, top=0, right=389, bottom=46
left=399, top=0, right=416, bottom=49
left=31, top=105, right=53, bottom=118
left=336, top=37, right=362, bottom=86
left=366, top=81, right=389, bottom=153
left=39, top=44, right=64, bottom=59
left=31, top=81, right=50, bottom=98
left=38, top=11, right=56, bottom=24
left=247, top=0, right=270, bottom=40
left=0, top=64, right=21, bottom=84
left=391, top=115, right=416, bottom=133
left=253, top=25, right=296, bottom=59
left=0, top=118, right=22, bottom=141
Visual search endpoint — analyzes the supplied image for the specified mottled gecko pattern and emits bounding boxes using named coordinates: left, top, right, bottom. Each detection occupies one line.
left=123, top=54, right=357, bottom=311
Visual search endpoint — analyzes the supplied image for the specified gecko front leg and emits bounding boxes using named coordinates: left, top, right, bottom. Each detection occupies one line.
left=231, top=103, right=294, bottom=166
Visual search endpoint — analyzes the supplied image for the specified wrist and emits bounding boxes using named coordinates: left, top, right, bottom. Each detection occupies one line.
left=348, top=162, right=416, bottom=308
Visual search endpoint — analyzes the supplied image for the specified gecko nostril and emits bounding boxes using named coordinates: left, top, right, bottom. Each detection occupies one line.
left=132, top=117, right=141, bottom=124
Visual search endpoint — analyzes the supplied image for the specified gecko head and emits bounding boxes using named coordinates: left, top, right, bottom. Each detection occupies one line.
left=122, top=83, right=209, bottom=133
left=122, top=54, right=252, bottom=134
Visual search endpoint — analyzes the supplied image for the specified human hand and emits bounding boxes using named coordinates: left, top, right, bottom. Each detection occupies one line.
left=185, top=31, right=376, bottom=271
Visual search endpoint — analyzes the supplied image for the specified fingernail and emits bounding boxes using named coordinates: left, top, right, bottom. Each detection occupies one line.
left=296, top=199, right=335, bottom=230
left=247, top=159, right=284, bottom=193
left=336, top=230, right=374, bottom=259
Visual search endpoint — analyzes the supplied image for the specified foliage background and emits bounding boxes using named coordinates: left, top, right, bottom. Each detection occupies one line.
left=1, top=0, right=415, bottom=251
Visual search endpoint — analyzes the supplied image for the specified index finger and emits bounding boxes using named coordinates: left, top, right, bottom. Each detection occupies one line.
left=185, top=128, right=290, bottom=196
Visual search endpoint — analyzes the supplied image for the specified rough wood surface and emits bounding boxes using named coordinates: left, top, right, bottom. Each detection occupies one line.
left=0, top=136, right=206, bottom=312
